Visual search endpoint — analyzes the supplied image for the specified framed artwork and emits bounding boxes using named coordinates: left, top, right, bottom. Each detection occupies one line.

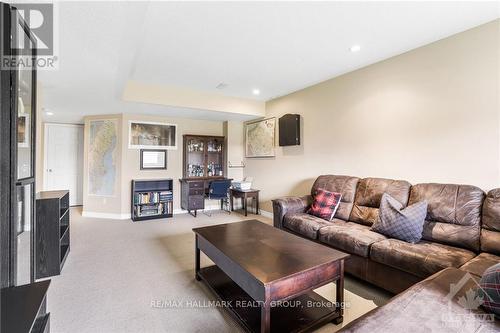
left=129, top=121, right=177, bottom=150
left=140, top=149, right=167, bottom=170
left=17, top=114, right=30, bottom=148
left=245, top=117, right=276, bottom=158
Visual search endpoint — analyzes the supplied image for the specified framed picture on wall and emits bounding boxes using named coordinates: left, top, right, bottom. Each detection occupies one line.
left=140, top=149, right=167, bottom=170
left=245, top=117, right=276, bottom=158
left=129, top=121, right=177, bottom=150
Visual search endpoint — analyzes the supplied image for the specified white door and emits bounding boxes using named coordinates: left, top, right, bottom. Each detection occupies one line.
left=44, top=123, right=84, bottom=206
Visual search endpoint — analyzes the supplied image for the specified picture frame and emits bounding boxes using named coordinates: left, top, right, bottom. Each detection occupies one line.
left=140, top=149, right=167, bottom=170
left=129, top=120, right=177, bottom=150
left=245, top=117, right=276, bottom=158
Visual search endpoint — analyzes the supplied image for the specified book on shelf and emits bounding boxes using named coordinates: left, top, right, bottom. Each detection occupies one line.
left=134, top=191, right=173, bottom=205
left=134, top=198, right=174, bottom=217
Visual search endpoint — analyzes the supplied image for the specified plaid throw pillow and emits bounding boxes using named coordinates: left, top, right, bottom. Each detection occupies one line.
left=371, top=193, right=427, bottom=243
left=478, top=263, right=500, bottom=318
left=307, top=188, right=342, bottom=221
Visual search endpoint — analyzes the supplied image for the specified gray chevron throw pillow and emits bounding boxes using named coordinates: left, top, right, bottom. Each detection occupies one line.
left=371, top=193, right=428, bottom=243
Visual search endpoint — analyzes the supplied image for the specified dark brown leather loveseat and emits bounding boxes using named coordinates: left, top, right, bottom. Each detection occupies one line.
left=273, top=175, right=500, bottom=331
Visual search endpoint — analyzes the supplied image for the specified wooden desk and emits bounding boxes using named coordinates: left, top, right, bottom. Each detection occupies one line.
left=179, top=178, right=232, bottom=217
left=230, top=188, right=259, bottom=216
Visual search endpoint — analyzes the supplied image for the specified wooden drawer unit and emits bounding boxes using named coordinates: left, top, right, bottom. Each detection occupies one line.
left=180, top=179, right=206, bottom=217
left=189, top=181, right=204, bottom=189
left=189, top=188, right=204, bottom=196
left=189, top=195, right=204, bottom=209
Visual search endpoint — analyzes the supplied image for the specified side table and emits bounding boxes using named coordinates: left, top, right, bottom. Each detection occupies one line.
left=229, top=188, right=260, bottom=216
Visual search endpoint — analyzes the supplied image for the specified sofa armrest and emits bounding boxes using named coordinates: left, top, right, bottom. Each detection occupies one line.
left=272, top=195, right=312, bottom=229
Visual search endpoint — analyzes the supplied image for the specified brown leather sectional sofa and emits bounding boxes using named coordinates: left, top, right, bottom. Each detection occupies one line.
left=272, top=175, right=500, bottom=330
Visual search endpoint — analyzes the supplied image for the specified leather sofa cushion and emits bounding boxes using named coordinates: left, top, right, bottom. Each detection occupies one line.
left=482, top=189, right=500, bottom=254
left=311, top=175, right=360, bottom=221
left=408, top=183, right=484, bottom=252
left=482, top=189, right=500, bottom=231
left=481, top=229, right=500, bottom=256
left=338, top=268, right=500, bottom=333
left=318, top=223, right=387, bottom=257
left=349, top=178, right=411, bottom=226
left=283, top=213, right=339, bottom=240
left=370, top=239, right=476, bottom=278
left=461, top=253, right=500, bottom=277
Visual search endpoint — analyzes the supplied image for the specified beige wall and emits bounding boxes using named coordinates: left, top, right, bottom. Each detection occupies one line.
left=245, top=20, right=500, bottom=212
left=120, top=114, right=223, bottom=215
left=123, top=80, right=265, bottom=117
left=224, top=120, right=245, bottom=182
left=82, top=113, right=225, bottom=217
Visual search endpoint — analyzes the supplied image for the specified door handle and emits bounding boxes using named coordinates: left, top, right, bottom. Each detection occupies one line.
left=47, top=169, right=53, bottom=172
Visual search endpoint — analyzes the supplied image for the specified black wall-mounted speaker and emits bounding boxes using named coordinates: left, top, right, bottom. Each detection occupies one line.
left=279, top=114, right=300, bottom=146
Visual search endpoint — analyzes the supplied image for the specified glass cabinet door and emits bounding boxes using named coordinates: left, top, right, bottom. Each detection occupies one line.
left=206, top=138, right=224, bottom=177
left=17, top=58, right=33, bottom=180
left=13, top=9, right=36, bottom=286
left=15, top=183, right=33, bottom=285
left=186, top=137, right=205, bottom=177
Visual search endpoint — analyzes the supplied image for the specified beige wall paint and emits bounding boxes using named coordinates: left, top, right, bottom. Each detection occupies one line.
left=120, top=114, right=223, bottom=215
left=83, top=113, right=224, bottom=217
left=245, top=20, right=500, bottom=212
left=224, top=121, right=245, bottom=182
left=123, top=80, right=265, bottom=117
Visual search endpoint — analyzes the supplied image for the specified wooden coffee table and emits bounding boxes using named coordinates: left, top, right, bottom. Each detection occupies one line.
left=193, top=220, right=349, bottom=333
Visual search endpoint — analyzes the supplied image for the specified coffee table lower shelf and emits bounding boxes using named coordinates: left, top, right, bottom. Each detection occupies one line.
left=197, top=265, right=340, bottom=333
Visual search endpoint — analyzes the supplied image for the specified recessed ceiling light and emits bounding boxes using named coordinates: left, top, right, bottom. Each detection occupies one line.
left=45, top=111, right=54, bottom=116
left=350, top=45, right=361, bottom=53
left=216, top=82, right=228, bottom=89
left=252, top=89, right=260, bottom=95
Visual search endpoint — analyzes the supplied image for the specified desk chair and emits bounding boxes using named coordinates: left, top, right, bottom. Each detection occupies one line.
left=204, top=179, right=232, bottom=217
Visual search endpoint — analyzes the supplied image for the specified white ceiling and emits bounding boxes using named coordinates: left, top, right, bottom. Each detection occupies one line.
left=39, top=1, right=500, bottom=124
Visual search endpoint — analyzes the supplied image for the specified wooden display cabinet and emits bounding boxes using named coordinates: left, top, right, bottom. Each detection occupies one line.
left=180, top=135, right=227, bottom=217
left=183, top=135, right=226, bottom=179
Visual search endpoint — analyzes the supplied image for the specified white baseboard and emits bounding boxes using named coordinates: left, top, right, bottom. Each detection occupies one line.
left=260, top=210, right=273, bottom=219
left=83, top=205, right=227, bottom=220
left=173, top=206, right=229, bottom=215
left=82, top=211, right=131, bottom=220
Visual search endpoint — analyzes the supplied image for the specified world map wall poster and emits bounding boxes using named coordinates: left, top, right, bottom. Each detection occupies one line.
left=88, top=119, right=117, bottom=196
left=245, top=117, right=276, bottom=158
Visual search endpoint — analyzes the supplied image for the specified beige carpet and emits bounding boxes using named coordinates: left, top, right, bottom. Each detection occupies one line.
left=46, top=208, right=391, bottom=333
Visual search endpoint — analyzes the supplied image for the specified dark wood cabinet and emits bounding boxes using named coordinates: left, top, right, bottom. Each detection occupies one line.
left=182, top=135, right=226, bottom=179
left=180, top=135, right=228, bottom=217
left=35, top=191, right=70, bottom=279
left=179, top=179, right=206, bottom=217
left=1, top=280, right=50, bottom=333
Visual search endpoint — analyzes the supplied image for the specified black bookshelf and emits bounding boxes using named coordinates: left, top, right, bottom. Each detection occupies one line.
left=131, top=179, right=174, bottom=221
left=35, top=190, right=70, bottom=279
